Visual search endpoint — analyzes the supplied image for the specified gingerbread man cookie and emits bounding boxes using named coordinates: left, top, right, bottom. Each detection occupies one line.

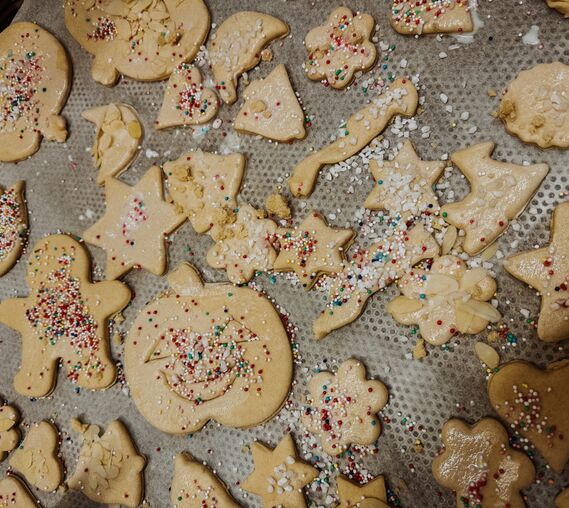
left=432, top=418, right=535, bottom=508
left=0, top=405, right=20, bottom=462
left=0, top=475, right=38, bottom=508
left=0, top=234, right=131, bottom=397
left=391, top=0, right=474, bottom=35
left=0, top=181, right=28, bottom=277
left=302, top=359, right=388, bottom=456
left=64, top=0, right=210, bottom=86
left=0, top=22, right=70, bottom=162
left=125, top=263, right=293, bottom=434
left=546, top=0, right=569, bottom=16
left=337, top=475, right=388, bottom=508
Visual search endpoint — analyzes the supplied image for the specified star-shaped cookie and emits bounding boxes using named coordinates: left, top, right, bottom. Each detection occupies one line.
left=364, top=140, right=444, bottom=219
left=274, top=211, right=354, bottom=290
left=505, top=202, right=569, bottom=342
left=441, top=142, right=548, bottom=256
left=242, top=434, right=318, bottom=508
left=84, top=166, right=186, bottom=280
left=337, top=475, right=388, bottom=508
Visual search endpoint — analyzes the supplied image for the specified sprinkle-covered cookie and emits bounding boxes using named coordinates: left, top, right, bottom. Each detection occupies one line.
left=0, top=181, right=28, bottom=277
left=391, top=0, right=474, bottom=35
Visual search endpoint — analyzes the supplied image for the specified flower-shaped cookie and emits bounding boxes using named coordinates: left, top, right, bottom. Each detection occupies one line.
left=302, top=359, right=388, bottom=456
left=388, top=255, right=500, bottom=345
left=0, top=405, right=20, bottom=461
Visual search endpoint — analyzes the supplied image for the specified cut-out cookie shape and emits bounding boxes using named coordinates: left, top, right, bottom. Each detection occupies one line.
left=83, top=103, right=143, bottom=186
left=488, top=359, right=569, bottom=473
left=164, top=150, right=245, bottom=234
left=391, top=0, right=474, bottom=35
left=364, top=140, right=445, bottom=220
left=0, top=405, right=20, bottom=462
left=207, top=203, right=278, bottom=284
left=304, top=7, right=376, bottom=89
left=242, top=434, right=318, bottom=508
left=441, top=142, right=548, bottom=256
left=125, top=263, right=293, bottom=434
left=156, top=64, right=219, bottom=129
left=234, top=64, right=306, bottom=142
left=68, top=418, right=145, bottom=507
left=274, top=211, right=354, bottom=290
left=499, top=63, right=569, bottom=149
left=302, top=359, right=388, bottom=456
left=0, top=234, right=130, bottom=397
left=546, top=0, right=569, bottom=16
left=9, top=420, right=62, bottom=492
left=0, top=475, right=38, bottom=508
left=504, top=202, right=569, bottom=342
left=557, top=488, right=569, bottom=508
left=64, top=0, right=210, bottom=86
left=314, top=224, right=439, bottom=339
left=171, top=453, right=240, bottom=507
left=432, top=418, right=535, bottom=508
left=208, top=12, right=289, bottom=105
left=0, top=22, right=70, bottom=162
left=337, top=475, right=388, bottom=508
left=289, top=78, right=418, bottom=197
left=83, top=165, right=186, bottom=280
left=0, top=182, right=28, bottom=277
left=388, top=255, right=500, bottom=345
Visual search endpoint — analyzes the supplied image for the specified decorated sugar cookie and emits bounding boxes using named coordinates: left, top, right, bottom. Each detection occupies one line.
left=171, top=453, right=240, bottom=508
left=9, top=421, right=63, bottom=492
left=337, top=475, right=389, bottom=508
left=304, top=7, right=377, bottom=88
left=64, top=0, right=210, bottom=86
left=0, top=475, right=38, bottom=508
left=0, top=405, right=20, bottom=462
left=388, top=255, right=500, bottom=345
left=289, top=78, right=418, bottom=197
left=241, top=434, right=318, bottom=508
left=488, top=359, right=569, bottom=473
left=0, top=22, right=70, bottom=162
left=156, top=64, right=219, bottom=129
left=234, top=64, right=306, bottom=142
left=0, top=182, right=28, bottom=277
left=164, top=150, right=245, bottom=234
left=274, top=211, right=354, bottom=290
left=441, top=142, right=548, bottom=256
left=0, top=234, right=130, bottom=397
left=302, top=359, right=388, bottom=456
left=83, top=103, right=143, bottom=186
left=504, top=202, right=569, bottom=342
left=432, top=418, right=535, bottom=508
left=125, top=263, right=293, bottom=434
left=68, top=418, right=146, bottom=507
left=391, top=0, right=474, bottom=35
left=208, top=12, right=289, bottom=105
left=83, top=165, right=186, bottom=280
left=546, top=0, right=569, bottom=16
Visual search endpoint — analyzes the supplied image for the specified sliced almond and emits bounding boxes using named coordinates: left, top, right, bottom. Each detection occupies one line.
left=462, top=300, right=501, bottom=322
left=114, top=18, right=132, bottom=41
left=424, top=273, right=459, bottom=295
left=441, top=225, right=457, bottom=255
left=387, top=296, right=423, bottom=316
left=127, top=120, right=142, bottom=139
left=474, top=341, right=500, bottom=368
left=480, top=242, right=499, bottom=261
left=460, top=268, right=488, bottom=292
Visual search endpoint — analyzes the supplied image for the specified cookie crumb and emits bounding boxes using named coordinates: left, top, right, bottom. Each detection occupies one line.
left=413, top=339, right=427, bottom=360
left=265, top=192, right=291, bottom=219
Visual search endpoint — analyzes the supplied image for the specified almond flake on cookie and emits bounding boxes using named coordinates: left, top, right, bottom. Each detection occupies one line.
left=336, top=475, right=389, bottom=508
left=0, top=181, right=28, bottom=277
left=0, top=405, right=20, bottom=461
left=391, top=0, right=474, bottom=35
left=0, top=475, right=38, bottom=508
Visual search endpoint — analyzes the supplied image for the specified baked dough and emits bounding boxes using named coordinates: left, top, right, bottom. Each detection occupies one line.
left=336, top=475, right=389, bottom=508
left=391, top=0, right=473, bottom=35
left=0, top=475, right=38, bottom=508
left=0, top=181, right=28, bottom=277
left=0, top=405, right=20, bottom=462
left=546, top=0, right=569, bottom=16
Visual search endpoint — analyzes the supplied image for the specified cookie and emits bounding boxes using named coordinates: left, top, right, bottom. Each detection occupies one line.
left=265, top=192, right=291, bottom=219
left=487, top=359, right=569, bottom=473
left=234, top=64, right=306, bottom=142
left=9, top=420, right=63, bottom=492
left=274, top=211, right=354, bottom=290
left=0, top=475, right=38, bottom=508
left=0, top=181, right=28, bottom=277
left=304, top=7, right=376, bottom=89
left=391, top=0, right=474, bottom=35
left=557, top=488, right=569, bottom=508
left=302, top=359, right=388, bottom=456
left=83, top=165, right=186, bottom=280
left=156, top=63, right=219, bottom=129
left=241, top=434, right=318, bottom=508
left=64, top=0, right=210, bottom=86
left=499, top=62, right=569, bottom=149
left=313, top=224, right=439, bottom=340
left=336, top=475, right=388, bottom=508
left=432, top=418, right=535, bottom=508
left=82, top=103, right=143, bottom=186
left=171, top=453, right=239, bottom=508
left=441, top=142, right=548, bottom=256
left=125, top=263, right=293, bottom=434
left=364, top=140, right=445, bottom=220
left=208, top=12, right=289, bottom=105
left=0, top=22, right=70, bottom=162
left=546, top=0, right=569, bottom=16
left=0, top=405, right=20, bottom=462
left=289, top=78, right=418, bottom=197
left=388, top=255, right=500, bottom=345
left=68, top=418, right=145, bottom=507
left=504, top=202, right=569, bottom=342
left=164, top=150, right=245, bottom=234
left=207, top=203, right=278, bottom=284
left=0, top=234, right=130, bottom=397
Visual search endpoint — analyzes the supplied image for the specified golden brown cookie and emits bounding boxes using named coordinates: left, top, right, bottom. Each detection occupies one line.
left=546, top=0, right=569, bottom=16
left=336, top=475, right=388, bottom=508
left=391, top=0, right=473, bottom=35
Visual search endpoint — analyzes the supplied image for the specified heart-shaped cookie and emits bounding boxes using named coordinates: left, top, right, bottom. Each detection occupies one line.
left=488, top=359, right=569, bottom=473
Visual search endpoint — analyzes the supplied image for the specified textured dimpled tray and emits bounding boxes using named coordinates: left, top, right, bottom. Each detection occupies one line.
left=1, top=0, right=569, bottom=506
